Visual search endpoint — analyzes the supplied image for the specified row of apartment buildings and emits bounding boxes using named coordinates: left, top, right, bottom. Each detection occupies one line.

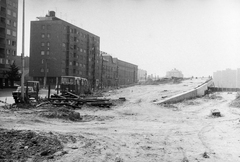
left=0, top=7, right=139, bottom=88
left=29, top=11, right=138, bottom=89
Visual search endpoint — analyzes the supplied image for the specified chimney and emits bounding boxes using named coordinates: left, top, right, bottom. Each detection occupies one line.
left=49, top=11, right=56, bottom=17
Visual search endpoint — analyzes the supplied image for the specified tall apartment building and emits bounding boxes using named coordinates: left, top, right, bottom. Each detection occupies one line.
left=29, top=11, right=100, bottom=88
left=0, top=0, right=18, bottom=88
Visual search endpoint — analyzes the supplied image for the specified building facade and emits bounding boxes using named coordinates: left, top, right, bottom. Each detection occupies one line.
left=0, top=0, right=18, bottom=88
left=137, top=69, right=147, bottom=82
left=29, top=11, right=101, bottom=88
left=117, top=59, right=138, bottom=86
left=166, top=68, right=183, bottom=78
left=100, top=51, right=138, bottom=88
left=100, top=52, right=117, bottom=87
left=213, top=68, right=240, bottom=88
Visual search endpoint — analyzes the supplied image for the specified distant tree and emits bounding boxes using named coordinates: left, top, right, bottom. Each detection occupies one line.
left=3, top=62, right=21, bottom=87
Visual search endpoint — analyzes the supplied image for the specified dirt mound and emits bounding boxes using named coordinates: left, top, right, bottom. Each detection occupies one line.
left=39, top=107, right=81, bottom=121
left=0, top=129, right=63, bottom=161
left=230, top=93, right=240, bottom=107
left=81, top=115, right=114, bottom=122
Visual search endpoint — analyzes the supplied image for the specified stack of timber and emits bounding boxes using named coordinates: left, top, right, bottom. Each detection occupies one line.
left=50, top=92, right=112, bottom=108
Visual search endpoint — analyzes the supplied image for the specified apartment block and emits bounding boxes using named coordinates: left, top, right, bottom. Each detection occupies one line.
left=29, top=11, right=100, bottom=88
left=0, top=0, right=18, bottom=88
left=117, top=59, right=138, bottom=86
left=100, top=52, right=118, bottom=87
left=138, top=69, right=147, bottom=82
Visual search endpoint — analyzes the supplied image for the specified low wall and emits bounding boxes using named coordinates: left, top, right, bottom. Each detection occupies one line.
left=209, top=87, right=240, bottom=92
left=157, top=79, right=214, bottom=104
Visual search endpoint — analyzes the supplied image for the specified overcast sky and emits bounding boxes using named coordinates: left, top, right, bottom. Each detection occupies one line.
left=17, top=0, right=240, bottom=77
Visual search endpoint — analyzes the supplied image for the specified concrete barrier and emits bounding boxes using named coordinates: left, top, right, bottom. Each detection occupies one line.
left=156, top=79, right=214, bottom=104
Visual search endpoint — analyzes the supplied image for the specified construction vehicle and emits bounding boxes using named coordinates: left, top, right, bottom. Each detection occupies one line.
left=12, top=81, right=40, bottom=103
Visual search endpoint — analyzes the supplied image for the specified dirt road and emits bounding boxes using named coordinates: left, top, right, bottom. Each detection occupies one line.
left=1, top=79, right=240, bottom=162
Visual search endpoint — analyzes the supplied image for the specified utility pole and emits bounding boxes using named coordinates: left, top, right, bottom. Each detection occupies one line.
left=21, top=0, right=25, bottom=100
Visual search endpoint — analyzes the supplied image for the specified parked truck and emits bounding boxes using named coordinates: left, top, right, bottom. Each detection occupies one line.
left=12, top=81, right=40, bottom=103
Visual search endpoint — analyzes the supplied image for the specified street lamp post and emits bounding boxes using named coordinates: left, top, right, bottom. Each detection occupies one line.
left=21, top=0, right=25, bottom=101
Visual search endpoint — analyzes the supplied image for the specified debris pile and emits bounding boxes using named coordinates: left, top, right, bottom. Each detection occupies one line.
left=205, top=93, right=223, bottom=100
left=39, top=107, right=81, bottom=121
left=50, top=92, right=113, bottom=108
left=0, top=129, right=63, bottom=161
left=230, top=92, right=240, bottom=108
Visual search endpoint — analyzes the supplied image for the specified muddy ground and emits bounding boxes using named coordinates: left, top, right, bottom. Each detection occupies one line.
left=1, top=78, right=240, bottom=162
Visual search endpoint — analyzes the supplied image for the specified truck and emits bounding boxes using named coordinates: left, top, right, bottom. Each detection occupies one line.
left=12, top=81, right=40, bottom=103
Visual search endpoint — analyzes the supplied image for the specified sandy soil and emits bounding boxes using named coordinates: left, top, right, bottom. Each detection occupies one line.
left=1, top=78, right=240, bottom=162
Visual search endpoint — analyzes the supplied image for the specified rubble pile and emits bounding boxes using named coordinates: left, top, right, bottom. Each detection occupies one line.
left=0, top=129, right=63, bottom=161
left=205, top=93, right=223, bottom=100
left=50, top=92, right=113, bottom=108
left=39, top=107, right=81, bottom=121
left=230, top=93, right=240, bottom=108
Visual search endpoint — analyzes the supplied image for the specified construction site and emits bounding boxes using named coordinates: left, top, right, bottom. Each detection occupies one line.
left=1, top=77, right=240, bottom=162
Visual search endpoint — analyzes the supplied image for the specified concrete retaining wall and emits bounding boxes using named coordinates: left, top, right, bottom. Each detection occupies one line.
left=157, top=79, right=214, bottom=104
left=209, top=87, right=240, bottom=92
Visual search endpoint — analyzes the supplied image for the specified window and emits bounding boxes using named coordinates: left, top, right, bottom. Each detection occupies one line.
left=84, top=50, right=86, bottom=53
left=46, top=51, right=50, bottom=55
left=0, top=58, right=3, bottom=64
left=12, top=12, right=16, bottom=17
left=42, top=25, right=45, bottom=29
left=47, top=42, right=50, bottom=46
left=0, top=17, right=5, bottom=24
left=6, top=29, right=11, bottom=35
left=13, top=21, right=16, bottom=27
left=6, top=59, right=9, bottom=64
left=41, top=42, right=45, bottom=46
left=13, top=2, right=17, bottom=8
left=80, top=48, right=83, bottom=52
left=69, top=62, right=72, bottom=66
left=41, top=59, right=44, bottom=64
left=6, top=39, right=10, bottom=45
left=1, top=7, right=6, bottom=12
left=62, top=43, right=66, bottom=47
left=41, top=34, right=45, bottom=38
left=7, top=9, right=11, bottom=15
left=41, top=68, right=44, bottom=72
left=12, top=41, right=16, bottom=46
left=12, top=31, right=16, bottom=37
left=6, top=49, right=10, bottom=54
left=47, top=33, right=50, bottom=38
left=6, top=19, right=10, bottom=25
left=41, top=51, right=45, bottom=55
left=13, top=50, right=16, bottom=56
left=11, top=60, right=14, bottom=65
